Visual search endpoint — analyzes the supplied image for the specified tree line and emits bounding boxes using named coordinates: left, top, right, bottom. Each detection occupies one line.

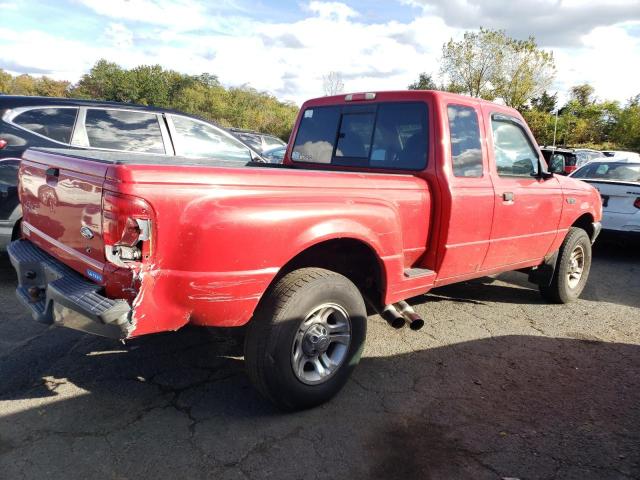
left=408, top=28, right=639, bottom=152
left=1, top=29, right=638, bottom=152
left=0, top=60, right=298, bottom=141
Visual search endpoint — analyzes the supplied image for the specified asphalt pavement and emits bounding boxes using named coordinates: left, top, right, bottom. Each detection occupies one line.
left=0, top=239, right=638, bottom=480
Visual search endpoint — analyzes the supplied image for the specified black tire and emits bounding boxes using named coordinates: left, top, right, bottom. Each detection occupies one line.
left=11, top=219, right=21, bottom=241
left=540, top=227, right=592, bottom=304
left=244, top=268, right=366, bottom=411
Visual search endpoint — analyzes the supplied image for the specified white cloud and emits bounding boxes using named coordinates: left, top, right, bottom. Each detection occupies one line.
left=1, top=0, right=638, bottom=107
left=77, top=0, right=210, bottom=30
left=307, top=1, right=359, bottom=21
left=105, top=23, right=133, bottom=49
left=553, top=22, right=640, bottom=104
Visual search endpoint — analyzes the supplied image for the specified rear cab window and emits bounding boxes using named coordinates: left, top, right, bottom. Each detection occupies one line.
left=292, top=102, right=428, bottom=171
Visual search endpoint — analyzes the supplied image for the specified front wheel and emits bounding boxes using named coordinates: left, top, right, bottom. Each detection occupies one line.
left=540, top=227, right=592, bottom=303
left=244, top=268, right=366, bottom=410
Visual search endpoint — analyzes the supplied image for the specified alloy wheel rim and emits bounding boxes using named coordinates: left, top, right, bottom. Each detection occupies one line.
left=567, top=245, right=585, bottom=289
left=291, top=303, right=351, bottom=385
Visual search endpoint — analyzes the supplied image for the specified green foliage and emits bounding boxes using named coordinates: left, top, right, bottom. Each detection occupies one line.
left=612, top=95, right=640, bottom=152
left=0, top=70, right=70, bottom=97
left=0, top=61, right=297, bottom=140
left=569, top=84, right=595, bottom=107
left=524, top=84, right=639, bottom=151
left=440, top=28, right=555, bottom=110
left=494, top=36, right=555, bottom=110
left=530, top=91, right=557, bottom=113
left=408, top=73, right=437, bottom=90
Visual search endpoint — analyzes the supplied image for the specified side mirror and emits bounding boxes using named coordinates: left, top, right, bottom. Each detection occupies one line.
left=548, top=154, right=565, bottom=174
left=250, top=151, right=266, bottom=163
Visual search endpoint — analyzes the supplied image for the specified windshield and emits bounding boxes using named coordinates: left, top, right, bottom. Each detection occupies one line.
left=572, top=162, right=640, bottom=182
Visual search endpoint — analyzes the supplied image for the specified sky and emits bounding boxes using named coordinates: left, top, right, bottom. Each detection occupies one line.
left=1, top=0, right=639, bottom=105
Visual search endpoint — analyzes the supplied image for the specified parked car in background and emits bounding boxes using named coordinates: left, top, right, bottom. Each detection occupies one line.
left=262, top=145, right=286, bottom=163
left=228, top=127, right=286, bottom=153
left=602, top=150, right=640, bottom=162
left=571, top=161, right=640, bottom=237
left=540, top=146, right=606, bottom=175
left=0, top=95, right=263, bottom=250
left=574, top=148, right=606, bottom=169
left=540, top=147, right=577, bottom=175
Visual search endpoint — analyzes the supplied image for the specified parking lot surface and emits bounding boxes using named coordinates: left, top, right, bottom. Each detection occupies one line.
left=1, top=239, right=638, bottom=480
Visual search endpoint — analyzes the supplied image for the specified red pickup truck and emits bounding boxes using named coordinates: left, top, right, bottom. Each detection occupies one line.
left=8, top=91, right=602, bottom=410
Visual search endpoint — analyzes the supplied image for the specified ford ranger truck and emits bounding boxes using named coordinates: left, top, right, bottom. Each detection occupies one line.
left=8, top=91, right=602, bottom=410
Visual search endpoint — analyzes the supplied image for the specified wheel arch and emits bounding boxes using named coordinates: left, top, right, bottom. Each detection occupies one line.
left=571, top=212, right=595, bottom=240
left=266, top=237, right=387, bottom=308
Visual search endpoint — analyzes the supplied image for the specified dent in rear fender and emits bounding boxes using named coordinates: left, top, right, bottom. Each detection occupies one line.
left=127, top=264, right=279, bottom=333
left=127, top=265, right=190, bottom=337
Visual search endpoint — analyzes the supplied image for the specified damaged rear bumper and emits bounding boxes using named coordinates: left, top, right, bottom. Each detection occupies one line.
left=7, top=240, right=133, bottom=339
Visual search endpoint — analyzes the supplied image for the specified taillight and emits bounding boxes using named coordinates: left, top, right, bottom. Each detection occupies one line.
left=634, top=198, right=640, bottom=210
left=102, top=191, right=154, bottom=265
left=0, top=139, right=7, bottom=149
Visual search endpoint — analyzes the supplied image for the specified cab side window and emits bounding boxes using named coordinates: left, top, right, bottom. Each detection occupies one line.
left=491, top=115, right=539, bottom=177
left=447, top=105, right=483, bottom=177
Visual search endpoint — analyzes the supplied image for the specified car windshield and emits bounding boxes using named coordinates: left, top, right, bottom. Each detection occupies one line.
left=572, top=162, right=640, bottom=182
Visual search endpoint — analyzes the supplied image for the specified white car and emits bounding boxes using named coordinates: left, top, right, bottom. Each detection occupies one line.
left=602, top=150, right=640, bottom=162
left=571, top=161, right=640, bottom=236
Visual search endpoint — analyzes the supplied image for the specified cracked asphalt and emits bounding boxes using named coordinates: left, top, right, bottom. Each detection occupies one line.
left=1, top=238, right=639, bottom=480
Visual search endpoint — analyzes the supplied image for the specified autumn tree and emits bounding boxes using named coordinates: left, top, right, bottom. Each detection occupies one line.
left=440, top=28, right=555, bottom=109
left=613, top=95, right=640, bottom=152
left=322, top=71, right=344, bottom=96
left=570, top=84, right=596, bottom=107
left=440, top=28, right=506, bottom=99
left=408, top=73, right=437, bottom=90
left=493, top=36, right=555, bottom=110
left=0, top=69, right=13, bottom=93
left=530, top=91, right=557, bottom=113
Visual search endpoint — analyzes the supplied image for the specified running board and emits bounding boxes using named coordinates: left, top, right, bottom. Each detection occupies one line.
left=404, top=267, right=435, bottom=278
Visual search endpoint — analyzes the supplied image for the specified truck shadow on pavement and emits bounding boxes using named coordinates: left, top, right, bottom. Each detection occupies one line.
left=0, top=325, right=638, bottom=480
left=426, top=238, right=640, bottom=310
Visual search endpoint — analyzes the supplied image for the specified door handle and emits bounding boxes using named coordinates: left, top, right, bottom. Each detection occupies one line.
left=45, top=167, right=60, bottom=177
left=502, top=192, right=514, bottom=202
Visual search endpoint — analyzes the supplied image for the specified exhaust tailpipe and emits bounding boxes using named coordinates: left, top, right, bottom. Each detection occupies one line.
left=381, top=304, right=406, bottom=329
left=395, top=301, right=425, bottom=331
left=364, top=298, right=405, bottom=329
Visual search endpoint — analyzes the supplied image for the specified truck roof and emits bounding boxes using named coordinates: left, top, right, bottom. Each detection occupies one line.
left=301, top=90, right=521, bottom=116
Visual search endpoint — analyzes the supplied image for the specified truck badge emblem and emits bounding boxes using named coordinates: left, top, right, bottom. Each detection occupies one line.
left=80, top=226, right=94, bottom=239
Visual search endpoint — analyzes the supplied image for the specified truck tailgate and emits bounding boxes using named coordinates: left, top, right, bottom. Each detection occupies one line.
left=19, top=149, right=108, bottom=280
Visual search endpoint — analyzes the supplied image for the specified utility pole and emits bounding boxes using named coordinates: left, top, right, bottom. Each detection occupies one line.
left=552, top=109, right=559, bottom=149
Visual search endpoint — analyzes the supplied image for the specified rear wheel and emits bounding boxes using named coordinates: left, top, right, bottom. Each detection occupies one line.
left=540, top=227, right=592, bottom=303
left=244, top=268, right=366, bottom=410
